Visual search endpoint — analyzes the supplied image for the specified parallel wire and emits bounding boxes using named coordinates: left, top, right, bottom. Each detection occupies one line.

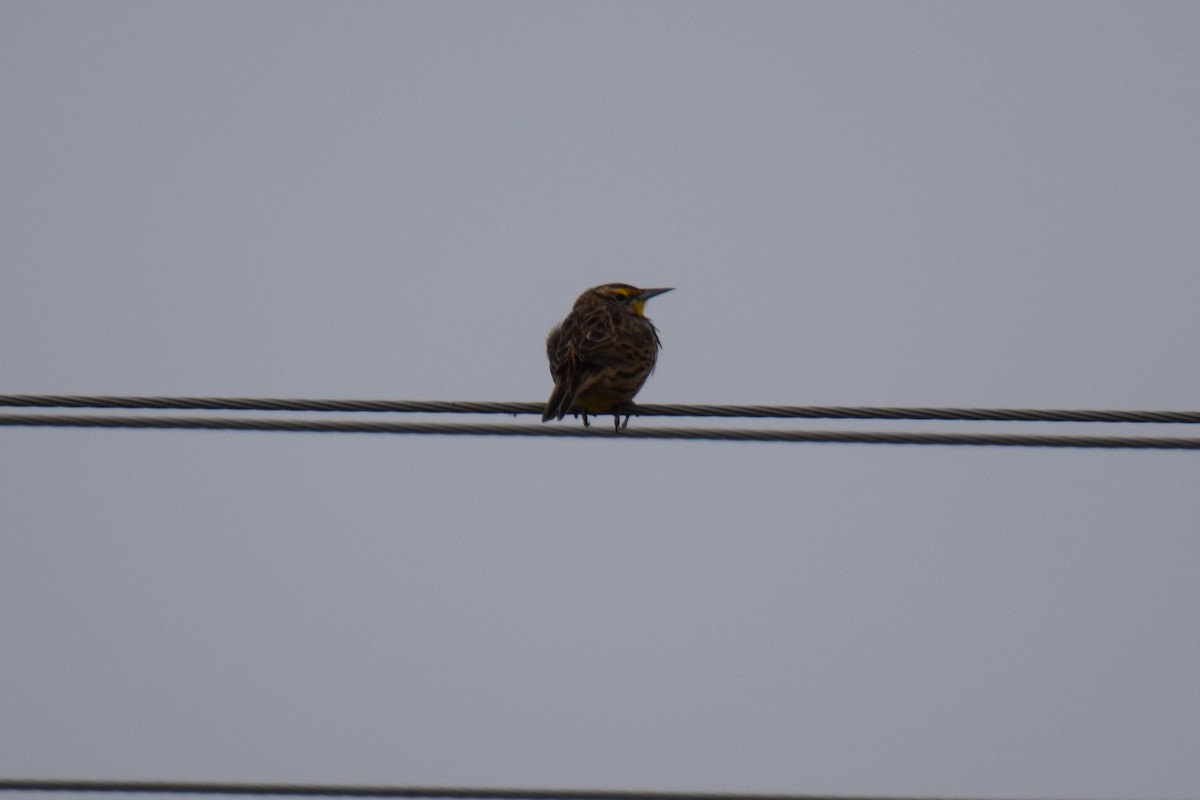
left=3, top=414, right=1200, bottom=449
left=0, top=395, right=538, bottom=416
left=2, top=395, right=1199, bottom=424
left=0, top=778, right=1078, bottom=800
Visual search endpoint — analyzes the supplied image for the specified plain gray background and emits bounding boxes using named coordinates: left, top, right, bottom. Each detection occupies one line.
left=2, top=3, right=1199, bottom=799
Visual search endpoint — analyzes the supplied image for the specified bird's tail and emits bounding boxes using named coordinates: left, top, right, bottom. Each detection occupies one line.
left=541, top=381, right=572, bottom=422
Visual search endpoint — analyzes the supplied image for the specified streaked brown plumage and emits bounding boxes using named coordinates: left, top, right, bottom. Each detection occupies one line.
left=542, top=283, right=673, bottom=431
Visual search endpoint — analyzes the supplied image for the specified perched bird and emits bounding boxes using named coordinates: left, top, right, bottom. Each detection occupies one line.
left=542, top=283, right=673, bottom=431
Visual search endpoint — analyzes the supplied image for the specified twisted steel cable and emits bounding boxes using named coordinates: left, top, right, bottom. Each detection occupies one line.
left=3, top=414, right=1200, bottom=449
left=1, top=395, right=1199, bottom=424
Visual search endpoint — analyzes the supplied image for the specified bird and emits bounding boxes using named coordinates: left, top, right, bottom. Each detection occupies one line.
left=542, top=283, right=673, bottom=432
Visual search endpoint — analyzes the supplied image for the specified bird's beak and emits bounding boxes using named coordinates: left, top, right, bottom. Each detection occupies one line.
left=638, top=287, right=674, bottom=301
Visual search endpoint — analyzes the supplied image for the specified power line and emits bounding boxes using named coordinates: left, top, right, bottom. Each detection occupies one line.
left=0, top=396, right=539, bottom=416
left=3, top=414, right=1200, bottom=449
left=0, top=778, right=1084, bottom=800
left=1, top=395, right=1199, bottom=424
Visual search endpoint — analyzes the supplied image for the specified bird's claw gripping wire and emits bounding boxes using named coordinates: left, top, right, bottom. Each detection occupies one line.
left=573, top=407, right=630, bottom=432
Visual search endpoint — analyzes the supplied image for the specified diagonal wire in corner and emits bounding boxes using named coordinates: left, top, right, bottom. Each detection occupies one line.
left=0, top=778, right=1099, bottom=800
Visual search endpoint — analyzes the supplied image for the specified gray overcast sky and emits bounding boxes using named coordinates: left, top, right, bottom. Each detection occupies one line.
left=2, top=3, right=1199, bottom=799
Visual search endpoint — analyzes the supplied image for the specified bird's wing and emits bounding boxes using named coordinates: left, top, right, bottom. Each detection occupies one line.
left=543, top=304, right=627, bottom=421
left=557, top=304, right=625, bottom=367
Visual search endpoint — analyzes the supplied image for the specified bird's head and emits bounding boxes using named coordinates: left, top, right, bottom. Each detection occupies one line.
left=588, top=283, right=674, bottom=317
